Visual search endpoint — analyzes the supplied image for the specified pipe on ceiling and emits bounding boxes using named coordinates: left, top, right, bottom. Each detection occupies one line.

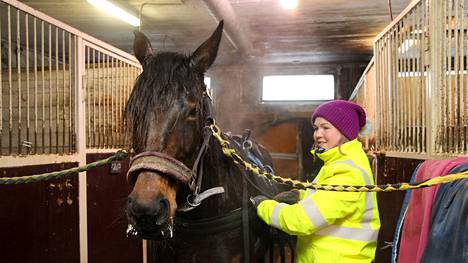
left=201, top=0, right=253, bottom=56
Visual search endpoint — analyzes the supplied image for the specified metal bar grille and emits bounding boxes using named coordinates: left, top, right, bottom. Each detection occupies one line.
left=84, top=43, right=140, bottom=149
left=1, top=2, right=77, bottom=155
left=372, top=0, right=429, bottom=156
left=366, top=0, right=468, bottom=157
left=349, top=58, right=376, bottom=151
left=434, top=0, right=468, bottom=155
left=1, top=0, right=141, bottom=157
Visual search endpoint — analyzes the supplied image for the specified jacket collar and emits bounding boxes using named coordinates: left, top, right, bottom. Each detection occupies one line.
left=310, top=139, right=363, bottom=164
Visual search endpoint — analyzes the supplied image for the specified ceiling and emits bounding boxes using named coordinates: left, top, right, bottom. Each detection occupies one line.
left=18, top=0, right=410, bottom=65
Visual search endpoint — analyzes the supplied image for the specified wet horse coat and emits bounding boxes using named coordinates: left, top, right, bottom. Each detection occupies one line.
left=125, top=21, right=288, bottom=262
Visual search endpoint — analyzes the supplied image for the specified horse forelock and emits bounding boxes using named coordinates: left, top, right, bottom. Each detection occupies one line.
left=125, top=52, right=206, bottom=151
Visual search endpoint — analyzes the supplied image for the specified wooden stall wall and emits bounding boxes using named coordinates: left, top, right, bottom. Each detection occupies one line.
left=0, top=156, right=141, bottom=263
left=374, top=156, right=423, bottom=263
left=0, top=163, right=80, bottom=263
left=256, top=121, right=300, bottom=179
left=86, top=153, right=142, bottom=263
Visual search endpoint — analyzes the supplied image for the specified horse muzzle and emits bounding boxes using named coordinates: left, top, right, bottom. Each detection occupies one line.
left=126, top=152, right=193, bottom=240
left=127, top=194, right=174, bottom=239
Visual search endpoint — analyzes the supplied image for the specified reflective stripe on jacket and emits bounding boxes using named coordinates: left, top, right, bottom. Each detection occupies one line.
left=257, top=139, right=381, bottom=263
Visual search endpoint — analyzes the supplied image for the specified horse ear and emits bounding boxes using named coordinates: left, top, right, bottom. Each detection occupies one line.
left=190, top=20, right=224, bottom=72
left=133, top=30, right=154, bottom=66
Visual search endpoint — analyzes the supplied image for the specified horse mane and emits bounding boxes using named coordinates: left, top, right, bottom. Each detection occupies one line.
left=124, top=52, right=206, bottom=150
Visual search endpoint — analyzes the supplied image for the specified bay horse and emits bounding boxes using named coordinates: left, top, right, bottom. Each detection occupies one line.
left=124, top=21, right=290, bottom=262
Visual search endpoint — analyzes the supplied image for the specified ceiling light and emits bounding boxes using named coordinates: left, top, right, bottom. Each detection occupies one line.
left=280, top=0, right=298, bottom=10
left=87, top=0, right=140, bottom=27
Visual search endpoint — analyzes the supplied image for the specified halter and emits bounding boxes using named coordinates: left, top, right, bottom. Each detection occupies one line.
left=127, top=91, right=224, bottom=212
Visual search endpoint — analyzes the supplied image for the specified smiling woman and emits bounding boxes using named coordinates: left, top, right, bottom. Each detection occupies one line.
left=254, top=100, right=381, bottom=263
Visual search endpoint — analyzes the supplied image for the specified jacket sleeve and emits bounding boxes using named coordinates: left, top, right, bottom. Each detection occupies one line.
left=256, top=166, right=364, bottom=236
left=298, top=189, right=308, bottom=200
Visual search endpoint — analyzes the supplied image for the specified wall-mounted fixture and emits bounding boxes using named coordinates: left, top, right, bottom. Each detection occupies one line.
left=87, top=0, right=140, bottom=27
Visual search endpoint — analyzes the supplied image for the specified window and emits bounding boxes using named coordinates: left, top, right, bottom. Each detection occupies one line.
left=262, top=75, right=334, bottom=101
left=204, top=76, right=211, bottom=91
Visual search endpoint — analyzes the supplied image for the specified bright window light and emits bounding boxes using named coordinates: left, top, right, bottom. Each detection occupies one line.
left=87, top=0, right=140, bottom=27
left=262, top=75, right=334, bottom=101
left=204, top=77, right=211, bottom=91
left=280, top=0, right=298, bottom=10
left=204, top=77, right=213, bottom=99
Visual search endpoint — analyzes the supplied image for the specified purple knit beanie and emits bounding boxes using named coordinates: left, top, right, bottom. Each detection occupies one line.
left=311, top=100, right=366, bottom=140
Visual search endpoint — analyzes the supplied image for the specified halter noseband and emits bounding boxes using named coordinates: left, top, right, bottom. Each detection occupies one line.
left=127, top=152, right=194, bottom=187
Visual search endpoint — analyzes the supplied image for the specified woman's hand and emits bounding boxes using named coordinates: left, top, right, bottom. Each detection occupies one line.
left=250, top=195, right=268, bottom=208
left=273, top=189, right=300, bottom=204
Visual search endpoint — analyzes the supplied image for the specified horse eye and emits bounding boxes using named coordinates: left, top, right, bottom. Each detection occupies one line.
left=187, top=108, right=197, bottom=119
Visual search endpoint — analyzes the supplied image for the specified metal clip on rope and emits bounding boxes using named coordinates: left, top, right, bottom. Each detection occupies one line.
left=177, top=187, right=225, bottom=212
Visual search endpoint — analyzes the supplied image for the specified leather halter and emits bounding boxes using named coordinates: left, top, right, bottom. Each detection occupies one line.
left=127, top=152, right=194, bottom=187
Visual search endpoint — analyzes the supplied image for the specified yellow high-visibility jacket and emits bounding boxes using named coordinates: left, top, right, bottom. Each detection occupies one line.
left=257, top=139, right=380, bottom=263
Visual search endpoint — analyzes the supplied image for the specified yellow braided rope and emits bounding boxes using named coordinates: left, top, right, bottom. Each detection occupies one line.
left=209, top=124, right=468, bottom=192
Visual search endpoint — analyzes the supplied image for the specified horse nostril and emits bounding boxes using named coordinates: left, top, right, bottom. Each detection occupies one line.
left=127, top=195, right=135, bottom=215
left=127, top=194, right=151, bottom=216
left=155, top=197, right=170, bottom=225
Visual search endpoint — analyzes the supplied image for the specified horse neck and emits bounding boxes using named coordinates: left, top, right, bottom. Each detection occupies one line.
left=195, top=140, right=244, bottom=212
left=201, top=139, right=278, bottom=203
left=187, top=131, right=284, bottom=219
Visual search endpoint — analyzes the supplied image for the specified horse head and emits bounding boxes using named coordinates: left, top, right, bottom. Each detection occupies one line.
left=125, top=21, right=223, bottom=240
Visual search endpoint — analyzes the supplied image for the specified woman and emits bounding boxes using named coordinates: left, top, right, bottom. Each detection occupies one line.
left=252, top=100, right=381, bottom=262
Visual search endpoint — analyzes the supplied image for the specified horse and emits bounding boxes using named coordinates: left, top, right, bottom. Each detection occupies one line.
left=124, top=21, right=291, bottom=262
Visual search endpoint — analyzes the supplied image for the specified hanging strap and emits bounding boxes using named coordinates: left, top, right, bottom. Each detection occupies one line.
left=242, top=177, right=250, bottom=263
left=191, top=126, right=212, bottom=194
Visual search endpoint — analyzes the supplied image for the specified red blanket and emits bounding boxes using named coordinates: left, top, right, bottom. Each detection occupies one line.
left=398, top=157, right=468, bottom=263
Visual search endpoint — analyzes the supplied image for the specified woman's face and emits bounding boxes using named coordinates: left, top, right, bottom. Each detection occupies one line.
left=313, top=117, right=348, bottom=150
